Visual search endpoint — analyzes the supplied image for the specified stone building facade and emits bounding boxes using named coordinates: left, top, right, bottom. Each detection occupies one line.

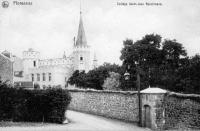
left=0, top=53, right=13, bottom=84
left=22, top=48, right=74, bottom=88
left=21, top=12, right=94, bottom=89
left=0, top=11, right=97, bottom=89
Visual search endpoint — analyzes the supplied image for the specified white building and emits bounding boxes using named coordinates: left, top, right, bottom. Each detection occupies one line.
left=18, top=11, right=97, bottom=89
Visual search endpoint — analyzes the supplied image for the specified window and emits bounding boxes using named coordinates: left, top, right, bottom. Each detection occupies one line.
left=48, top=73, right=51, bottom=81
left=37, top=74, right=40, bottom=81
left=43, top=73, right=46, bottom=81
left=31, top=74, right=34, bottom=82
left=80, top=56, right=83, bottom=61
left=33, top=61, right=36, bottom=67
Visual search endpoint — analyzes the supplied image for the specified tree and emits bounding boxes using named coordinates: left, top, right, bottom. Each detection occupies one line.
left=68, top=63, right=122, bottom=90
left=175, top=55, right=200, bottom=94
left=120, top=34, right=191, bottom=92
left=120, top=34, right=163, bottom=90
left=68, top=70, right=87, bottom=88
left=103, top=72, right=121, bottom=91
left=160, top=39, right=188, bottom=91
left=68, top=70, right=80, bottom=86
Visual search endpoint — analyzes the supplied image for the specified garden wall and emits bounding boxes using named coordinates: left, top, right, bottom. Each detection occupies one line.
left=68, top=88, right=200, bottom=130
left=164, top=92, right=200, bottom=130
left=68, top=89, right=139, bottom=122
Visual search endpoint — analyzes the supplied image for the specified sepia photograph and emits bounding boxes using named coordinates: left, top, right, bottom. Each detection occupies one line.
left=0, top=0, right=200, bottom=130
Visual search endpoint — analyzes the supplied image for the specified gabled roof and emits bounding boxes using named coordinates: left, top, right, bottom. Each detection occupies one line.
left=0, top=52, right=12, bottom=61
left=2, top=50, right=11, bottom=58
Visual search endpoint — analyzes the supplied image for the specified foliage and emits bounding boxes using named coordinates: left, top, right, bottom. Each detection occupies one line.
left=103, top=72, right=121, bottom=91
left=0, top=83, right=71, bottom=123
left=68, top=63, right=122, bottom=90
left=175, top=55, right=200, bottom=94
left=120, top=34, right=164, bottom=90
left=120, top=33, right=200, bottom=94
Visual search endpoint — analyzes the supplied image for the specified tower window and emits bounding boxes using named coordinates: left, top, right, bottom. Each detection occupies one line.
left=80, top=57, right=83, bottom=61
left=33, top=61, right=36, bottom=67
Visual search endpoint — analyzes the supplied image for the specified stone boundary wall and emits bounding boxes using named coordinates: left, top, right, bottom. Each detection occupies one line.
left=68, top=89, right=139, bottom=123
left=164, top=92, right=200, bottom=130
left=67, top=88, right=200, bottom=130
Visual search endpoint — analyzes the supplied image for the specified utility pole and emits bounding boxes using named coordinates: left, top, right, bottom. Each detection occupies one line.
left=136, top=64, right=142, bottom=127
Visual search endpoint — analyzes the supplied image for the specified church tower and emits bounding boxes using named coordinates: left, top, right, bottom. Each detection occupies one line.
left=72, top=10, right=90, bottom=72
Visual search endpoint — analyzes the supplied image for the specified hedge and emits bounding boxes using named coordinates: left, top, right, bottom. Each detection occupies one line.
left=0, top=84, right=71, bottom=123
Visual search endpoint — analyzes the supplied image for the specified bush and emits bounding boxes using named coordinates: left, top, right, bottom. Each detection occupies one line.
left=103, top=72, right=121, bottom=91
left=0, top=84, right=71, bottom=123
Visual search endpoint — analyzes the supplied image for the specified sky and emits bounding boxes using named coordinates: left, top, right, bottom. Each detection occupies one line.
left=0, top=0, right=200, bottom=65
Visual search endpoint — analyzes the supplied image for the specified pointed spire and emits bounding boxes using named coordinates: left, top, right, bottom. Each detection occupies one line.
left=75, top=2, right=87, bottom=47
left=80, top=0, right=82, bottom=15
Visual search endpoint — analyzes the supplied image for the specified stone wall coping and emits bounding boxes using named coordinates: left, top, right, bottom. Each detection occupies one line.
left=67, top=88, right=138, bottom=95
left=67, top=88, right=200, bottom=97
left=167, top=92, right=200, bottom=98
left=141, top=87, right=168, bottom=94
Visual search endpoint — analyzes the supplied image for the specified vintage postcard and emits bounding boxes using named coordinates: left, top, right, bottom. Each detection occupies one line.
left=0, top=0, right=200, bottom=130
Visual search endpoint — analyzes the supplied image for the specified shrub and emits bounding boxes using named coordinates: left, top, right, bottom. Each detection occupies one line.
left=103, top=72, right=121, bottom=91
left=45, top=88, right=71, bottom=123
left=0, top=85, right=15, bottom=121
left=0, top=84, right=71, bottom=123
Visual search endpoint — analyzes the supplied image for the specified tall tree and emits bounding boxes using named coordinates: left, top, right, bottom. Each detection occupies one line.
left=161, top=39, right=187, bottom=91
left=120, top=34, right=163, bottom=90
left=175, top=55, right=200, bottom=94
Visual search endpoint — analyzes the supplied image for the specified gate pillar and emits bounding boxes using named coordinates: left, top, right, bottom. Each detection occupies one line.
left=141, top=87, right=167, bottom=130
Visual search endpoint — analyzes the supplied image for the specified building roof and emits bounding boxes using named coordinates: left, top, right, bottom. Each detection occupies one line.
left=0, top=52, right=12, bottom=61
left=2, top=50, right=11, bottom=58
left=75, top=13, right=87, bottom=47
left=141, top=87, right=167, bottom=94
